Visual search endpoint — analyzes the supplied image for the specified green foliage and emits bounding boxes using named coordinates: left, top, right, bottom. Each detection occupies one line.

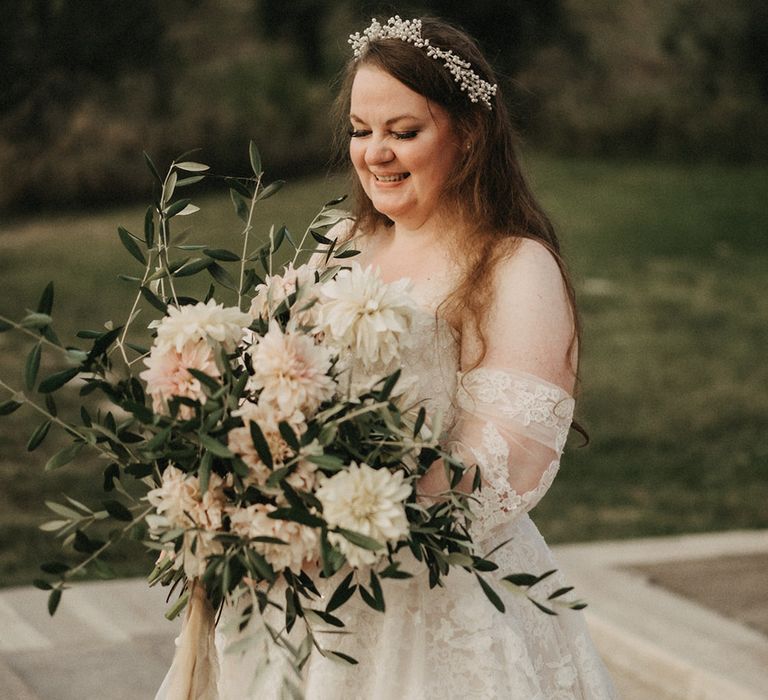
left=0, top=156, right=765, bottom=600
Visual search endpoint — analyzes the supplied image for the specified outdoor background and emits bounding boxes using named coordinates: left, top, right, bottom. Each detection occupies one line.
left=0, top=0, right=766, bottom=587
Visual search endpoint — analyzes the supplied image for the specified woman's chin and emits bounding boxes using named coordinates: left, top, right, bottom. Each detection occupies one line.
left=370, top=197, right=413, bottom=222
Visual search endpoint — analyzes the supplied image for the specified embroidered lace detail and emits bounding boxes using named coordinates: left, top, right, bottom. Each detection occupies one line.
left=450, top=367, right=575, bottom=540
left=457, top=367, right=575, bottom=454
left=466, top=422, right=561, bottom=540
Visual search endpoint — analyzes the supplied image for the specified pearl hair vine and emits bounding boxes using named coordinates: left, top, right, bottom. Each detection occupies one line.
left=348, top=16, right=498, bottom=110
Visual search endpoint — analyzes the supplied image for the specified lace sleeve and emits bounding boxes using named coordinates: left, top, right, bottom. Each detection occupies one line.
left=449, top=367, right=574, bottom=538
left=443, top=239, right=578, bottom=540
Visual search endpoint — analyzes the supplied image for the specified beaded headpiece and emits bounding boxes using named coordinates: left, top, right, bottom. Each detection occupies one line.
left=348, top=16, right=498, bottom=110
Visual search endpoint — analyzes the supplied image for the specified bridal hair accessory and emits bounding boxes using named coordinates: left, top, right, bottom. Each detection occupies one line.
left=348, top=16, right=498, bottom=110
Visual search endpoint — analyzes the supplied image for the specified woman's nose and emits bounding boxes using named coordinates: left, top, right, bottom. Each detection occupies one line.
left=364, top=138, right=394, bottom=165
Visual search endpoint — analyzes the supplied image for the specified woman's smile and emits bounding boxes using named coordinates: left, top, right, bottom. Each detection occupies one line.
left=372, top=172, right=411, bottom=185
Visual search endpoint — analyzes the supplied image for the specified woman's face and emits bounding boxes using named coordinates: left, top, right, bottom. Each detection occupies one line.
left=349, top=66, right=460, bottom=230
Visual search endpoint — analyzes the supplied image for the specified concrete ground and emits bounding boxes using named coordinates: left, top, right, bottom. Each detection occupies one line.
left=557, top=529, right=768, bottom=700
left=1, top=529, right=766, bottom=699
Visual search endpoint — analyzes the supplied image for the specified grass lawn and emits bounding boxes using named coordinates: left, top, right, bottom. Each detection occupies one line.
left=1, top=156, right=766, bottom=587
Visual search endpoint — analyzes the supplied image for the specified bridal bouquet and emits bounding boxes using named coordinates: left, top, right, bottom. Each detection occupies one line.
left=0, top=145, right=583, bottom=687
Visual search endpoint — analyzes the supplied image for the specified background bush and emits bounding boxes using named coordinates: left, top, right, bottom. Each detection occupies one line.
left=0, top=0, right=766, bottom=213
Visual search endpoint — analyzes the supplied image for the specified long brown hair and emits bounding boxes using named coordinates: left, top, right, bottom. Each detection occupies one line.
left=333, top=17, right=580, bottom=375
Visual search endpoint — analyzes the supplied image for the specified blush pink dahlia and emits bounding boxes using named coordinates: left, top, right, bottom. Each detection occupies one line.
left=245, top=320, right=335, bottom=421
left=139, top=341, right=220, bottom=417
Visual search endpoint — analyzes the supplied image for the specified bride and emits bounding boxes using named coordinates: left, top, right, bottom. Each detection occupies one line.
left=161, top=15, right=616, bottom=699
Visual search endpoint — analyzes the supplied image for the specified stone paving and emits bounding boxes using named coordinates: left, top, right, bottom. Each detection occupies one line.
left=1, top=530, right=766, bottom=699
left=556, top=530, right=768, bottom=700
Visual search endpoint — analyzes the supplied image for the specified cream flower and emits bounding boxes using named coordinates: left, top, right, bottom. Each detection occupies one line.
left=150, top=299, right=251, bottom=352
left=140, top=341, right=220, bottom=418
left=192, top=472, right=228, bottom=531
left=147, top=467, right=228, bottom=577
left=227, top=425, right=273, bottom=486
left=147, top=465, right=201, bottom=528
left=318, top=264, right=418, bottom=372
left=228, top=503, right=319, bottom=572
left=249, top=262, right=319, bottom=324
left=245, top=320, right=335, bottom=421
left=147, top=466, right=228, bottom=530
left=316, top=462, right=412, bottom=568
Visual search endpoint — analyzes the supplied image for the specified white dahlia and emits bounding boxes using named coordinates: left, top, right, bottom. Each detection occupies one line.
left=228, top=503, right=319, bottom=572
left=246, top=320, right=335, bottom=421
left=140, top=340, right=220, bottom=418
left=316, top=462, right=412, bottom=568
left=318, top=264, right=418, bottom=372
left=150, top=299, right=251, bottom=353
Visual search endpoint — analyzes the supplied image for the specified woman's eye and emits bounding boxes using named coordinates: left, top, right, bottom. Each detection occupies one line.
left=392, top=131, right=418, bottom=140
left=348, top=129, right=371, bottom=138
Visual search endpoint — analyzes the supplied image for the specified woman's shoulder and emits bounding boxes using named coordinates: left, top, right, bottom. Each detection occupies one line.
left=493, top=237, right=569, bottom=305
left=480, top=236, right=577, bottom=387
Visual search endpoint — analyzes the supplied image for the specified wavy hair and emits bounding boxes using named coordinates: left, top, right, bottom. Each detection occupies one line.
left=332, top=17, right=580, bottom=376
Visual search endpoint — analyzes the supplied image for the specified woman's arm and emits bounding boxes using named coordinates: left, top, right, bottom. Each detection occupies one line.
left=418, top=239, right=578, bottom=530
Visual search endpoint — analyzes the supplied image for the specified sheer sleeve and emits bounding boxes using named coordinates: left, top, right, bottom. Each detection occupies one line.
left=445, top=239, right=577, bottom=540
left=450, top=367, right=574, bottom=537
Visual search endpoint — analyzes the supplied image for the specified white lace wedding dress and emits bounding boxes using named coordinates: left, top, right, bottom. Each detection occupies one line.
left=213, top=292, right=617, bottom=699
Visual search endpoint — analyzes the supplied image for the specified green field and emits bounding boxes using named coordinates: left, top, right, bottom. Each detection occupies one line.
left=1, top=156, right=766, bottom=587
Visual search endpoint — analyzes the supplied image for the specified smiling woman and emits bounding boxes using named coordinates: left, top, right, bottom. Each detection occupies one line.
left=201, top=15, right=617, bottom=700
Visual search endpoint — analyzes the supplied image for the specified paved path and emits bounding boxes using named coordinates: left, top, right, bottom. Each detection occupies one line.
left=0, top=580, right=176, bottom=699
left=1, top=530, right=766, bottom=699
left=557, top=529, right=768, bottom=700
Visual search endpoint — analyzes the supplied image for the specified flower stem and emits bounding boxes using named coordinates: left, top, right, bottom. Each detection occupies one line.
left=291, top=210, right=324, bottom=267
left=62, top=505, right=154, bottom=582
left=116, top=248, right=158, bottom=364
left=0, top=315, right=67, bottom=353
left=237, top=174, right=263, bottom=310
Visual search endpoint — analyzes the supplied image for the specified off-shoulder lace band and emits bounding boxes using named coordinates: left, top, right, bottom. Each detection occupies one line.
left=456, top=367, right=575, bottom=453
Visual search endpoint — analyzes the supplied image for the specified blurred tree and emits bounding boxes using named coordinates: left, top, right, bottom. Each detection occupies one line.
left=256, top=0, right=328, bottom=75
left=1, top=0, right=766, bottom=213
left=0, top=0, right=167, bottom=115
left=743, top=2, right=768, bottom=99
